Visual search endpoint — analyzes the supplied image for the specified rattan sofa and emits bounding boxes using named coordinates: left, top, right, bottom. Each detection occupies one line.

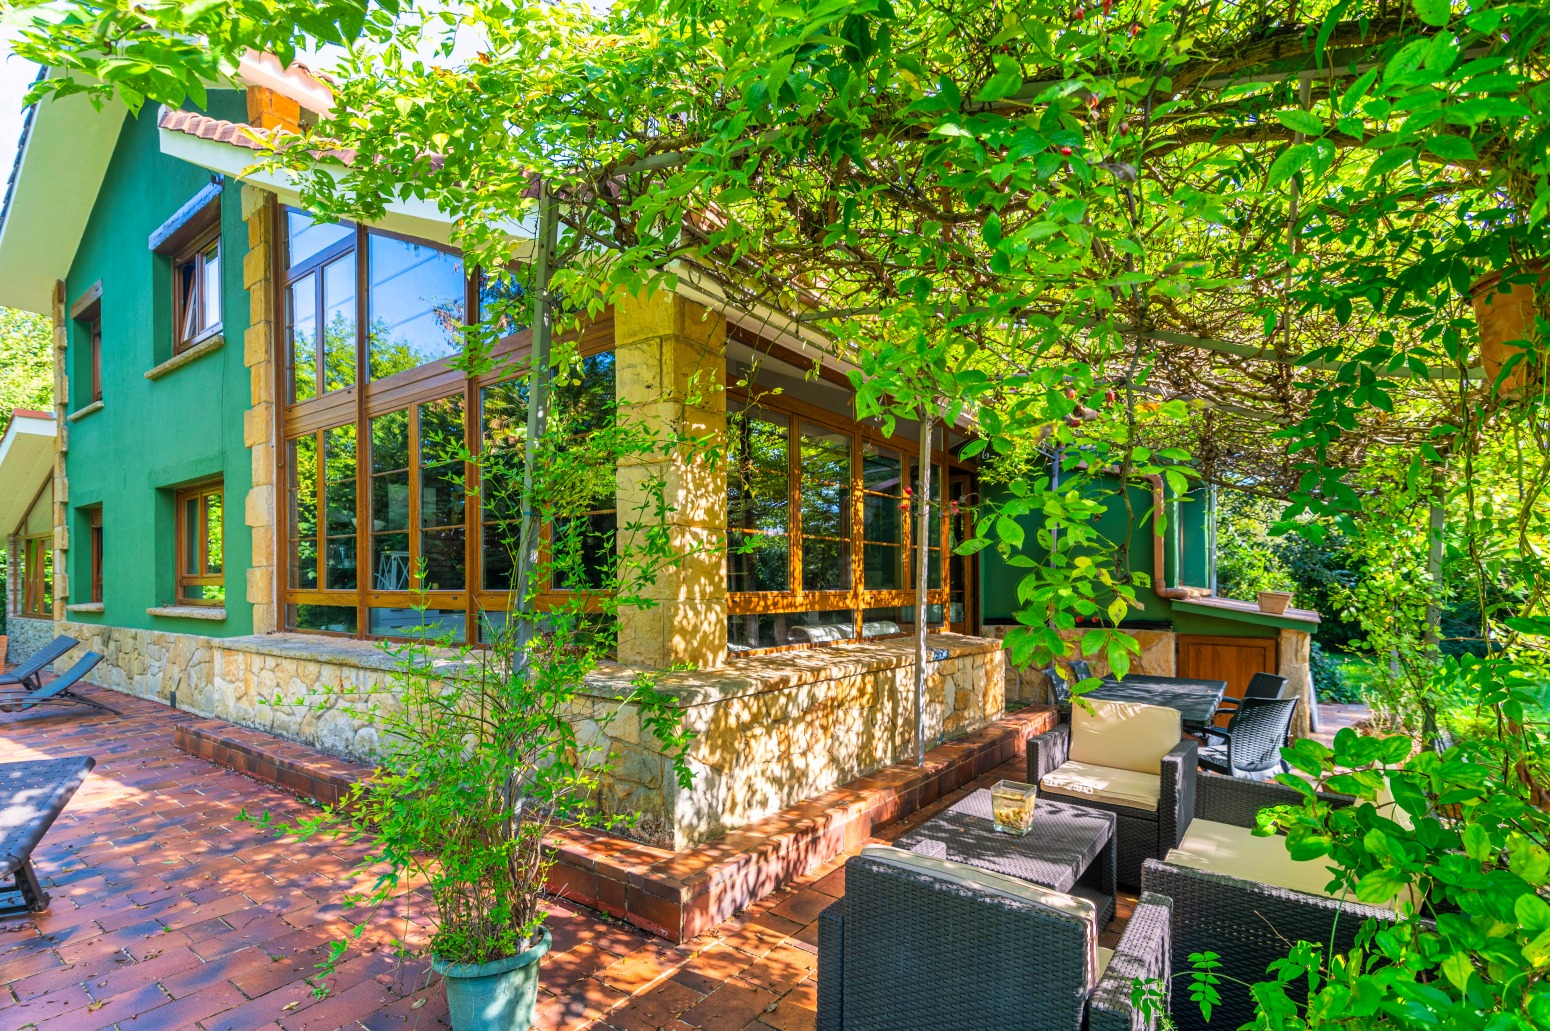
left=1026, top=703, right=1197, bottom=887
left=818, top=847, right=1172, bottom=1031
left=1142, top=775, right=1391, bottom=1031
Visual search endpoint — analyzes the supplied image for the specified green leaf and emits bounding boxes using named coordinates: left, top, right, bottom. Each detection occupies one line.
left=1462, top=823, right=1493, bottom=861
left=1412, top=0, right=1451, bottom=27
left=1516, top=893, right=1550, bottom=933
left=1354, top=867, right=1408, bottom=904
left=1275, top=109, right=1325, bottom=136
left=1366, top=146, right=1417, bottom=179
left=995, top=515, right=1025, bottom=549
left=1439, top=952, right=1474, bottom=991
left=1425, top=135, right=1477, bottom=162
left=974, top=56, right=1024, bottom=103
left=1267, top=143, right=1310, bottom=187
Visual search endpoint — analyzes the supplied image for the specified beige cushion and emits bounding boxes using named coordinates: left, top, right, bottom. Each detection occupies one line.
left=1070, top=698, right=1181, bottom=775
left=860, top=844, right=1099, bottom=982
left=1166, top=819, right=1401, bottom=910
left=1042, top=760, right=1162, bottom=811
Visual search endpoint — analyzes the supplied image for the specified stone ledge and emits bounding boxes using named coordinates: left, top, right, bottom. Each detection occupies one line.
left=214, top=632, right=463, bottom=673
left=64, top=602, right=105, bottom=614
left=147, top=605, right=227, bottom=621
left=589, top=632, right=1003, bottom=707
left=66, top=400, right=104, bottom=423
left=145, top=331, right=225, bottom=380
left=171, top=699, right=1057, bottom=942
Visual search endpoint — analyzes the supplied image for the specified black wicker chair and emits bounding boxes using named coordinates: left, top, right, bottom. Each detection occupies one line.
left=818, top=849, right=1172, bottom=1031
left=1068, top=659, right=1094, bottom=682
left=1146, top=775, right=1385, bottom=1031
left=1197, top=696, right=1299, bottom=780
left=1212, top=671, right=1288, bottom=717
left=1043, top=666, right=1073, bottom=721
left=1028, top=715, right=1197, bottom=888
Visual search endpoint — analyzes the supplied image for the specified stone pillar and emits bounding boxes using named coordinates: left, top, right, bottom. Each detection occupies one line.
left=50, top=280, right=69, bottom=619
left=242, top=186, right=280, bottom=634
left=614, top=290, right=728, bottom=670
left=1279, top=627, right=1314, bottom=739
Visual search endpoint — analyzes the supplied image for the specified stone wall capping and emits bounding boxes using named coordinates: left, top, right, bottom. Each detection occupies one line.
left=65, top=399, right=105, bottom=422
left=213, top=632, right=459, bottom=673
left=147, top=605, right=228, bottom=621
left=585, top=632, right=1002, bottom=708
left=64, top=602, right=104, bottom=614
left=144, top=331, right=224, bottom=380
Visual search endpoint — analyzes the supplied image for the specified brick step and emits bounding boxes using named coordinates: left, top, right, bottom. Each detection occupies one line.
left=173, top=703, right=1057, bottom=942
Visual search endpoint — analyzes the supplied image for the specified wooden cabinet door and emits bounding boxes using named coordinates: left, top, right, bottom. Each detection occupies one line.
left=1177, top=634, right=1279, bottom=725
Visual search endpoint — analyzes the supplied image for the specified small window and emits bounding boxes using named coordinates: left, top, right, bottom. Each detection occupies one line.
left=21, top=535, right=53, bottom=618
left=176, top=482, right=225, bottom=606
left=88, top=508, right=104, bottom=604
left=174, top=232, right=221, bottom=352
left=71, top=284, right=102, bottom=406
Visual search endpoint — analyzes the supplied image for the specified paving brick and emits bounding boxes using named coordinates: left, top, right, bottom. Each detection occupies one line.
left=0, top=672, right=1084, bottom=1031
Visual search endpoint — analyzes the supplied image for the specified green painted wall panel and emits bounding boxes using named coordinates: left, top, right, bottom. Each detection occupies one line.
left=979, top=468, right=1215, bottom=627
left=62, top=93, right=255, bottom=636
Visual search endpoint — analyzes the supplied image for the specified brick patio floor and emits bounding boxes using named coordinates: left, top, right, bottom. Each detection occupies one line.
left=2, top=683, right=1132, bottom=1031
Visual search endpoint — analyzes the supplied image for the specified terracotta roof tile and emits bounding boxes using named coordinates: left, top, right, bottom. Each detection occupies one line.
left=157, top=108, right=268, bottom=151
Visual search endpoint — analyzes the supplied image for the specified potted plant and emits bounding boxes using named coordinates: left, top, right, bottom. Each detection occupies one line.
left=249, top=330, right=692, bottom=1029
left=1257, top=590, right=1294, bottom=615
left=1470, top=259, right=1547, bottom=394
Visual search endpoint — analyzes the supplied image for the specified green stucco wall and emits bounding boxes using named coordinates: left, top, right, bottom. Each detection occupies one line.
left=63, top=92, right=255, bottom=636
left=979, top=469, right=1215, bottom=627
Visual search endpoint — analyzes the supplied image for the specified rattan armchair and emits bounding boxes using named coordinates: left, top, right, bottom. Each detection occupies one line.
left=1028, top=706, right=1197, bottom=887
left=1148, top=775, right=1380, bottom=1031
left=818, top=849, right=1172, bottom=1031
left=1197, top=696, right=1299, bottom=780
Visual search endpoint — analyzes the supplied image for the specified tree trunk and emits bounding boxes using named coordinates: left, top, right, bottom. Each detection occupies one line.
left=914, top=408, right=934, bottom=766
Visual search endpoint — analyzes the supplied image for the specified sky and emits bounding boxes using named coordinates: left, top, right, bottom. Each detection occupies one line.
left=0, top=34, right=39, bottom=191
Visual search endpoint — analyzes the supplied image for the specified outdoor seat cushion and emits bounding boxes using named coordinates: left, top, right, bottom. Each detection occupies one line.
left=860, top=844, right=1100, bottom=982
left=1041, top=759, right=1162, bottom=812
left=1165, top=819, right=1340, bottom=899
left=1070, top=698, right=1182, bottom=775
left=1166, top=819, right=1402, bottom=910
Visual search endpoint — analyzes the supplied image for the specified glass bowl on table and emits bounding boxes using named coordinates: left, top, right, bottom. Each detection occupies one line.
left=989, top=779, right=1038, bottom=836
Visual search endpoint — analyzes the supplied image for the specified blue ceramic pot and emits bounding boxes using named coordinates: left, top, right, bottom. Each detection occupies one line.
left=432, top=927, right=552, bottom=1031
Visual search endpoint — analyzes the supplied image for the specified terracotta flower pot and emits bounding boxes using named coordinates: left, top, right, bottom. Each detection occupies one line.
left=1470, top=260, right=1547, bottom=394
left=1258, top=591, right=1293, bottom=615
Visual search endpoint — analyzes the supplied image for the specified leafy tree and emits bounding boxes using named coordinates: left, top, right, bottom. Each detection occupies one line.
left=0, top=306, right=52, bottom=413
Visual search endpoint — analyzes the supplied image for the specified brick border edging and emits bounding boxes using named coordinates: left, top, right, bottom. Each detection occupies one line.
left=173, top=704, right=1058, bottom=943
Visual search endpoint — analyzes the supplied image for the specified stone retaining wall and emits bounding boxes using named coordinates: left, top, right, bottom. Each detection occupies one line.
left=6, top=616, right=57, bottom=665
left=581, top=633, right=1005, bottom=849
left=980, top=624, right=1178, bottom=705
left=56, top=622, right=1005, bottom=849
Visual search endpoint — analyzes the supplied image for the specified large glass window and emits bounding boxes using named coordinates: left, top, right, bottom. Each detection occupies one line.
left=728, top=405, right=791, bottom=593
left=368, top=234, right=466, bottom=377
left=800, top=427, right=852, bottom=592
left=20, top=481, right=53, bottom=620
left=724, top=396, right=954, bottom=655
left=279, top=208, right=618, bottom=642
left=862, top=444, right=904, bottom=590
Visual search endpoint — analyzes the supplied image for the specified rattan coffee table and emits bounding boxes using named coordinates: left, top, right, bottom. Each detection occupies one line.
left=894, top=790, right=1118, bottom=925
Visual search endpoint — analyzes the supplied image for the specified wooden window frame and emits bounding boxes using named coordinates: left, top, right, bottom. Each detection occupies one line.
left=725, top=377, right=965, bottom=657
left=88, top=507, right=104, bottom=604
left=172, top=227, right=222, bottom=354
left=70, top=283, right=103, bottom=405
left=275, top=200, right=618, bottom=642
left=20, top=534, right=53, bottom=618
left=175, top=482, right=225, bottom=606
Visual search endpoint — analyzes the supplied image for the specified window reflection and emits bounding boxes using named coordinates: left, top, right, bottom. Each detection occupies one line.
left=371, top=411, right=411, bottom=591
left=728, top=404, right=789, bottom=593
left=368, top=234, right=465, bottom=377
left=800, top=428, right=851, bottom=592
left=324, top=426, right=358, bottom=590
left=419, top=397, right=465, bottom=591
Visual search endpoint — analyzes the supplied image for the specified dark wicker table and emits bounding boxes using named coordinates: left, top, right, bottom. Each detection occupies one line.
left=1089, top=675, right=1228, bottom=730
left=895, top=790, right=1118, bottom=925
